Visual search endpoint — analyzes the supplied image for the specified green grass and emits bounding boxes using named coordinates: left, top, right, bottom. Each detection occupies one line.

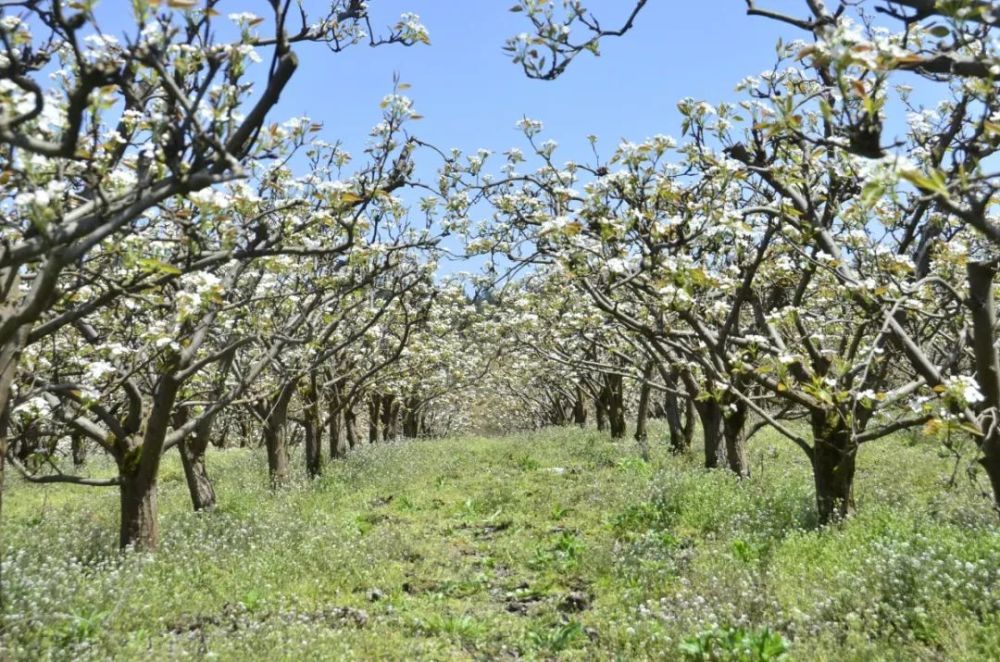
left=2, top=425, right=1000, bottom=660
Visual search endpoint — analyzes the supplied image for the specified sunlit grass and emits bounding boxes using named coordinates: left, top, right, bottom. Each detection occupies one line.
left=3, top=425, right=999, bottom=660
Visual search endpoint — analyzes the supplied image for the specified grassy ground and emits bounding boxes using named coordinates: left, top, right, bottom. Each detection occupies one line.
left=3, top=425, right=1000, bottom=660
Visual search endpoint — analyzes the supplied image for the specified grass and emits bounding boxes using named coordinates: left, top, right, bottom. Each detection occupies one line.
left=2, top=425, right=1000, bottom=660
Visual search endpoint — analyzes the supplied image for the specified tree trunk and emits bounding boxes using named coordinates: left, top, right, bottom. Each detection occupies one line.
left=260, top=381, right=296, bottom=488
left=722, top=393, right=750, bottom=478
left=179, top=435, right=216, bottom=511
left=0, top=321, right=29, bottom=531
left=572, top=387, right=587, bottom=427
left=368, top=394, right=381, bottom=444
left=810, top=409, right=856, bottom=524
left=380, top=393, right=393, bottom=440
left=606, top=373, right=627, bottom=439
left=683, top=395, right=697, bottom=449
left=345, top=403, right=359, bottom=449
left=383, top=395, right=400, bottom=440
left=594, top=389, right=607, bottom=431
left=634, top=362, right=654, bottom=461
left=547, top=395, right=565, bottom=426
left=264, top=423, right=291, bottom=487
left=174, top=407, right=218, bottom=511
left=980, top=427, right=1000, bottom=511
left=71, top=434, right=87, bottom=467
left=303, top=375, right=323, bottom=478
left=663, top=373, right=688, bottom=453
left=328, top=379, right=348, bottom=458
left=402, top=396, right=421, bottom=438
left=119, top=467, right=159, bottom=551
left=215, top=418, right=232, bottom=449
left=238, top=417, right=251, bottom=449
left=968, top=261, right=1000, bottom=510
left=695, top=398, right=726, bottom=469
left=117, top=373, right=180, bottom=550
left=329, top=399, right=347, bottom=459
left=0, top=398, right=8, bottom=540
left=304, top=418, right=321, bottom=478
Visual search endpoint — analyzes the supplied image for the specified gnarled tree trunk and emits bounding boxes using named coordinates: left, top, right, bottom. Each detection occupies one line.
left=329, top=399, right=347, bottom=459
left=695, top=398, right=726, bottom=469
left=117, top=374, right=180, bottom=550
left=593, top=387, right=607, bottom=431
left=303, top=375, right=323, bottom=478
left=810, top=409, right=856, bottom=524
left=0, top=319, right=29, bottom=528
left=968, top=261, right=1000, bottom=510
left=260, top=380, right=297, bottom=488
left=722, top=390, right=750, bottom=478
left=179, top=438, right=216, bottom=512
left=402, top=395, right=421, bottom=438
left=367, top=394, right=381, bottom=444
left=119, top=467, right=158, bottom=551
left=383, top=395, right=400, bottom=440
left=180, top=442, right=215, bottom=512
left=572, top=386, right=587, bottom=427
left=683, top=395, right=697, bottom=449
left=663, top=373, right=688, bottom=454
left=634, top=362, right=654, bottom=460
left=605, top=373, right=627, bottom=439
left=345, top=403, right=359, bottom=449
left=175, top=407, right=218, bottom=511
left=71, top=434, right=87, bottom=467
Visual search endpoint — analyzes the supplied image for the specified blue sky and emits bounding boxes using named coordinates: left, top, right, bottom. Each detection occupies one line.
left=86, top=1, right=936, bottom=275
left=278, top=1, right=797, bottom=168
left=262, top=1, right=802, bottom=273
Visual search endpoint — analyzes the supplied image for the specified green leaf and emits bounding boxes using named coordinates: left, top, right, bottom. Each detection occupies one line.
left=900, top=168, right=950, bottom=197
left=137, top=258, right=182, bottom=275
left=861, top=180, right=885, bottom=207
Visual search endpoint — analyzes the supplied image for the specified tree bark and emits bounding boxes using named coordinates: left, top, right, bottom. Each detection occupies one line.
left=174, top=407, right=218, bottom=511
left=345, top=403, right=359, bottom=449
left=116, top=373, right=180, bottom=550
left=663, top=372, right=688, bottom=453
left=547, top=395, right=566, bottom=426
left=179, top=434, right=217, bottom=511
left=572, top=386, right=587, bottom=427
left=695, top=398, right=726, bottom=469
left=260, top=381, right=296, bottom=488
left=594, top=389, right=607, bottom=431
left=605, top=373, right=627, bottom=439
left=402, top=395, right=421, bottom=438
left=683, top=394, right=697, bottom=449
left=303, top=375, right=323, bottom=478
left=0, top=320, right=29, bottom=531
left=119, top=464, right=159, bottom=551
left=634, top=362, right=654, bottom=461
left=383, top=395, right=400, bottom=440
left=810, top=409, right=856, bottom=524
left=722, top=393, right=751, bottom=478
left=71, top=434, right=87, bottom=467
left=968, top=261, right=1000, bottom=510
left=329, top=397, right=347, bottom=459
left=367, top=394, right=381, bottom=444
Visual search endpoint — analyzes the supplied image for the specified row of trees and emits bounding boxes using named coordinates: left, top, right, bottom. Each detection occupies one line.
left=0, top=0, right=482, bottom=550
left=453, top=0, right=1000, bottom=523
left=2, top=0, right=999, bottom=553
